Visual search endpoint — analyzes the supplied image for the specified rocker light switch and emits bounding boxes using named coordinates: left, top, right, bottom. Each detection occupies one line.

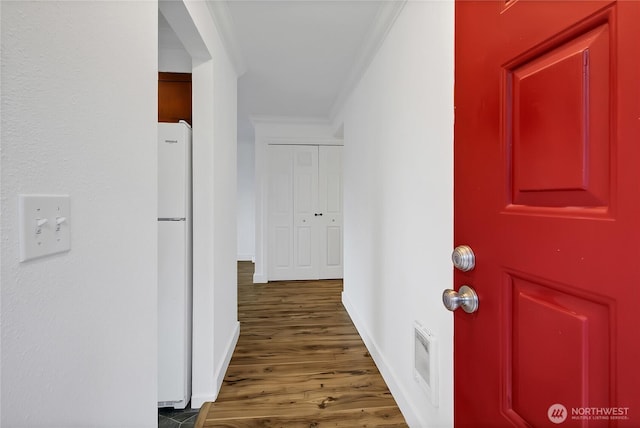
left=19, top=194, right=71, bottom=262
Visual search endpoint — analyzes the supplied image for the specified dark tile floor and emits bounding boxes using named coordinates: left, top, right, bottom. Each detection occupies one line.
left=158, top=405, right=199, bottom=428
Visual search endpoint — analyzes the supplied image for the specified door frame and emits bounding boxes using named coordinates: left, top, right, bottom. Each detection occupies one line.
left=252, top=118, right=343, bottom=283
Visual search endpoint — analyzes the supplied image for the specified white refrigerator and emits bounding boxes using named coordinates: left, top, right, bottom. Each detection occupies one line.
left=157, top=121, right=192, bottom=409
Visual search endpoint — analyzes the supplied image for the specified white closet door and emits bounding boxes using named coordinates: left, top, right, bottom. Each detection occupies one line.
left=267, top=145, right=341, bottom=281
left=267, top=146, right=294, bottom=280
left=292, top=146, right=319, bottom=279
left=318, top=146, right=343, bottom=279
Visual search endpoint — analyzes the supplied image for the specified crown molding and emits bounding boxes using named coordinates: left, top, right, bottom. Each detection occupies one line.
left=250, top=115, right=331, bottom=126
left=251, top=116, right=341, bottom=144
left=329, top=0, right=407, bottom=122
left=206, top=0, right=248, bottom=77
left=265, top=137, right=343, bottom=146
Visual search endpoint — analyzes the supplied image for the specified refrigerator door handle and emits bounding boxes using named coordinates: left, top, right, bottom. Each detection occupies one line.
left=158, top=218, right=186, bottom=221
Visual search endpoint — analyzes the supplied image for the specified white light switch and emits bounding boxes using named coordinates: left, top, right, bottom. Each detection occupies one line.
left=19, top=194, right=71, bottom=262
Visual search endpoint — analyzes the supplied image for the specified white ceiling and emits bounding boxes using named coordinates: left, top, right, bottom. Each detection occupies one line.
left=228, top=1, right=383, bottom=140
left=159, top=1, right=402, bottom=141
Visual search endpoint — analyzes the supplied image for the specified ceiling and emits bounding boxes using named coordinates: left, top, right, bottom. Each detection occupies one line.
left=159, top=1, right=403, bottom=141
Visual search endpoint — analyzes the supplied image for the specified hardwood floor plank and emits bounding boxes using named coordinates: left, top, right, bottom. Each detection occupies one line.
left=201, top=407, right=407, bottom=428
left=204, top=393, right=398, bottom=420
left=216, top=373, right=395, bottom=402
left=236, top=324, right=362, bottom=341
left=195, top=262, right=407, bottom=427
left=222, top=360, right=380, bottom=379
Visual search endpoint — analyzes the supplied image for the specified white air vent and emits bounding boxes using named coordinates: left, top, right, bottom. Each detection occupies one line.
left=414, top=322, right=438, bottom=407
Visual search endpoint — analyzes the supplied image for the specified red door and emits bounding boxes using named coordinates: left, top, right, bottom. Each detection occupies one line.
left=454, top=1, right=640, bottom=426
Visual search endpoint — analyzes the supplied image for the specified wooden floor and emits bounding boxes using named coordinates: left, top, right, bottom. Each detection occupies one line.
left=195, top=262, right=407, bottom=427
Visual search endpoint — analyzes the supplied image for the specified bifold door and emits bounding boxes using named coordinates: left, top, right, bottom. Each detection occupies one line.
left=267, top=145, right=343, bottom=281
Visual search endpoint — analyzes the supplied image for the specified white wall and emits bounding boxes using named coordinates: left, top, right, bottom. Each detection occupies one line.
left=211, top=40, right=239, bottom=402
left=253, top=117, right=342, bottom=283
left=1, top=3, right=4, bottom=422
left=1, top=2, right=158, bottom=427
left=338, top=2, right=454, bottom=427
left=159, top=47, right=192, bottom=73
left=237, top=139, right=255, bottom=261
left=159, top=8, right=192, bottom=74
left=179, top=0, right=240, bottom=408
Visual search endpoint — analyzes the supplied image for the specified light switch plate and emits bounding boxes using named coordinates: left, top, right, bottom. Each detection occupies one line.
left=19, top=194, right=71, bottom=262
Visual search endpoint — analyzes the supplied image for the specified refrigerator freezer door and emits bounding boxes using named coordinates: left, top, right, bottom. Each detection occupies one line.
left=158, top=123, right=190, bottom=219
left=158, top=220, right=190, bottom=407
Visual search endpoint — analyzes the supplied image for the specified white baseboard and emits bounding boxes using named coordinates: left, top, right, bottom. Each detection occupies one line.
left=253, top=272, right=267, bottom=283
left=190, top=393, right=216, bottom=410
left=214, top=321, right=240, bottom=396
left=342, top=292, right=425, bottom=428
left=237, top=254, right=254, bottom=261
left=190, top=321, right=240, bottom=409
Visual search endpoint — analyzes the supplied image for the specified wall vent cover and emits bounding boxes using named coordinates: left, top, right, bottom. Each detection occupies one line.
left=414, top=322, right=438, bottom=406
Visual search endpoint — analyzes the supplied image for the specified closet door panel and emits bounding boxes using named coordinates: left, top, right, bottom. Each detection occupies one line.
left=319, top=146, right=343, bottom=279
left=267, top=146, right=294, bottom=280
left=292, top=146, right=320, bottom=279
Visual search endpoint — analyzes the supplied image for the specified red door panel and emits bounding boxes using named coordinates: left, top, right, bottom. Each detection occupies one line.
left=455, top=1, right=639, bottom=426
left=509, top=274, right=610, bottom=427
left=511, top=23, right=610, bottom=207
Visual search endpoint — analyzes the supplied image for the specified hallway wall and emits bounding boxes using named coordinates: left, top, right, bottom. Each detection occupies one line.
left=339, top=2, right=454, bottom=426
left=0, top=2, right=158, bottom=426
left=157, top=0, right=240, bottom=407
left=179, top=0, right=240, bottom=407
left=237, top=139, right=255, bottom=261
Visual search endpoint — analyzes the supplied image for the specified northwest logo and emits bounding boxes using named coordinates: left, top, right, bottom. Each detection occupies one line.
left=548, top=404, right=568, bottom=424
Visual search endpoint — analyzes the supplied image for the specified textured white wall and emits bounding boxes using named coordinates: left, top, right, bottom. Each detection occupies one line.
left=339, top=2, right=454, bottom=427
left=158, top=6, right=191, bottom=74
left=0, top=2, right=158, bottom=427
left=181, top=0, right=239, bottom=408
left=1, top=3, right=4, bottom=422
left=211, top=32, right=239, bottom=398
left=158, top=12, right=192, bottom=74
left=237, top=140, right=255, bottom=261
left=191, top=59, right=219, bottom=408
left=159, top=47, right=192, bottom=73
